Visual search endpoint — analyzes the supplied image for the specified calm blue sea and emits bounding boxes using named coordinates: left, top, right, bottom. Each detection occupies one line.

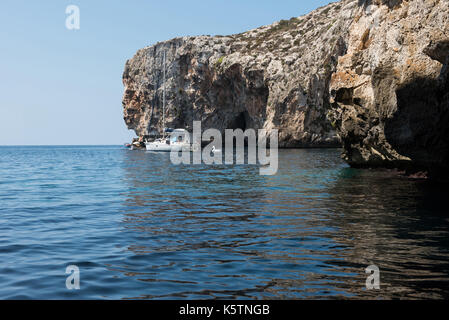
left=1, top=146, right=449, bottom=299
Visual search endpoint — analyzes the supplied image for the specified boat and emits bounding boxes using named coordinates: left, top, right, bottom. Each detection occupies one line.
left=211, top=146, right=221, bottom=153
left=146, top=51, right=196, bottom=152
left=146, top=129, right=197, bottom=152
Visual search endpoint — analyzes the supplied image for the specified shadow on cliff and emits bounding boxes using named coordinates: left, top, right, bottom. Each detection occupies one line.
left=177, top=58, right=269, bottom=133
left=384, top=43, right=449, bottom=178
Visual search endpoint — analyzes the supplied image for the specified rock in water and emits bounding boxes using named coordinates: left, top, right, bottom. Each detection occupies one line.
left=122, top=0, right=449, bottom=178
left=328, top=0, right=449, bottom=177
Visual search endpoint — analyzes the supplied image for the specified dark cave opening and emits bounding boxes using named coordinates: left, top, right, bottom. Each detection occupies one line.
left=224, top=111, right=253, bottom=148
left=228, top=111, right=250, bottom=131
left=384, top=77, right=449, bottom=175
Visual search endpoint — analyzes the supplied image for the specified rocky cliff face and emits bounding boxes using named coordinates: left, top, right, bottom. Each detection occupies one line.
left=123, top=0, right=449, bottom=176
left=123, top=0, right=359, bottom=147
left=329, top=0, right=449, bottom=176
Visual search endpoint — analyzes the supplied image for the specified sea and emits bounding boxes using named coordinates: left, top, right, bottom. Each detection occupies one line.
left=1, top=146, right=449, bottom=299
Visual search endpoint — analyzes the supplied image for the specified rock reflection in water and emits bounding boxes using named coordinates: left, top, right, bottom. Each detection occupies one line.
left=325, top=169, right=449, bottom=299
left=116, top=148, right=449, bottom=299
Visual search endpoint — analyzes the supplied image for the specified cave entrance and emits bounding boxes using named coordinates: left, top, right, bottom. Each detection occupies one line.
left=228, top=111, right=250, bottom=131
left=225, top=111, right=252, bottom=148
left=384, top=77, right=449, bottom=174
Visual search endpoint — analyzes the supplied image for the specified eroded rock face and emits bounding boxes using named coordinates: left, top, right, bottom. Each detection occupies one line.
left=123, top=0, right=449, bottom=177
left=122, top=1, right=359, bottom=147
left=329, top=0, right=449, bottom=176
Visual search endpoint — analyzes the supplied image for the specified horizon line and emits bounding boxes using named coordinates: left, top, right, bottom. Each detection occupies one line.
left=0, top=144, right=124, bottom=147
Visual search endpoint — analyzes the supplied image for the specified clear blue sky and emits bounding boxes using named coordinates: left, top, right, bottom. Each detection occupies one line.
left=0, top=0, right=332, bottom=145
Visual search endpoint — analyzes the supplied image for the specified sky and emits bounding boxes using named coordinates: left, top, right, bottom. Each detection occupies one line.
left=0, top=0, right=332, bottom=145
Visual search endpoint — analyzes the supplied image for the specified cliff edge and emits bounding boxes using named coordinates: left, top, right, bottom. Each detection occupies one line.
left=329, top=0, right=449, bottom=176
left=123, top=0, right=449, bottom=177
left=123, top=1, right=358, bottom=147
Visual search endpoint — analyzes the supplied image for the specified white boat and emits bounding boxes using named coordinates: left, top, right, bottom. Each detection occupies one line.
left=146, top=129, right=196, bottom=152
left=145, top=51, right=195, bottom=152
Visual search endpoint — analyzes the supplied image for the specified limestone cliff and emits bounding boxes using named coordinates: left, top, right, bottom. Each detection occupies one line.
left=123, top=0, right=449, bottom=176
left=329, top=0, right=449, bottom=176
left=122, top=0, right=359, bottom=147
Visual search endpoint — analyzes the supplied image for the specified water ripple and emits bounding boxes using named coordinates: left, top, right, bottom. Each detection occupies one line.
left=1, top=146, right=449, bottom=299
